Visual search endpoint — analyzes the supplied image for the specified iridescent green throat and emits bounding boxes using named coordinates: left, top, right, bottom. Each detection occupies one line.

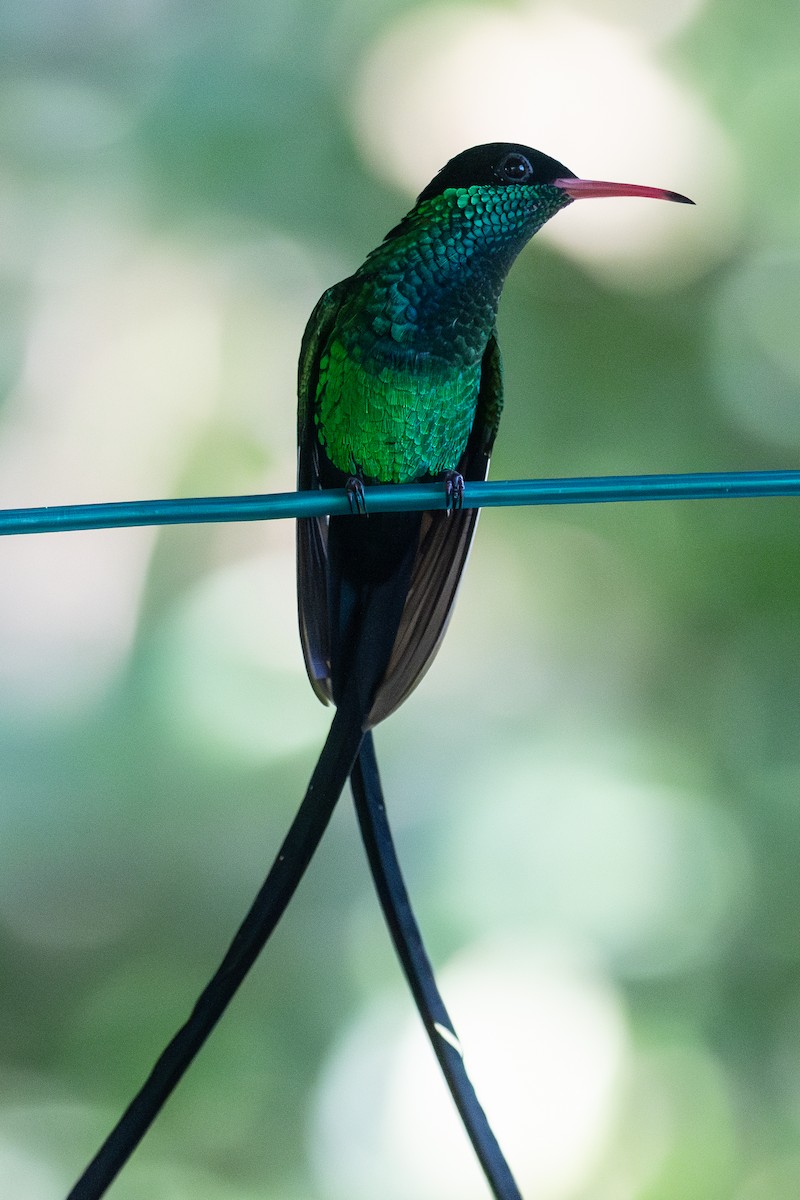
left=314, top=183, right=570, bottom=484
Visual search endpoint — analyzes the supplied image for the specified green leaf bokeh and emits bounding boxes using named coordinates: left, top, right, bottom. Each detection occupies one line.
left=1, top=2, right=799, bottom=1197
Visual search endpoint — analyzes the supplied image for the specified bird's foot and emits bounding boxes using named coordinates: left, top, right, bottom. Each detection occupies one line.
left=442, top=470, right=465, bottom=514
left=345, top=476, right=368, bottom=515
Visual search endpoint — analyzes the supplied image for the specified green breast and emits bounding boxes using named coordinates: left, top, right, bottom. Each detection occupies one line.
left=314, top=335, right=481, bottom=484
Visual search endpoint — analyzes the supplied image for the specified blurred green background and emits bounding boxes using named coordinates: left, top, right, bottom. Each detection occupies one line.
left=1, top=1, right=800, bottom=1197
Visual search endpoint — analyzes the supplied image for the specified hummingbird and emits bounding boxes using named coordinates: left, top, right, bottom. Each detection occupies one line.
left=67, top=144, right=691, bottom=1200
left=291, top=143, right=691, bottom=1197
left=297, top=142, right=692, bottom=733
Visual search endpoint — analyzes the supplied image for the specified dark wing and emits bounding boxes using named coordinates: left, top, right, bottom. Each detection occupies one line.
left=366, top=332, right=504, bottom=727
left=296, top=280, right=351, bottom=706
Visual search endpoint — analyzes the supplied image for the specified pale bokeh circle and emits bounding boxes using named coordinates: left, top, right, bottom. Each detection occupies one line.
left=312, top=940, right=629, bottom=1199
left=351, top=5, right=740, bottom=289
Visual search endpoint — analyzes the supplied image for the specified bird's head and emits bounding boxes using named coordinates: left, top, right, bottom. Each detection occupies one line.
left=416, top=141, right=693, bottom=210
left=370, top=142, right=692, bottom=312
left=377, top=143, right=693, bottom=267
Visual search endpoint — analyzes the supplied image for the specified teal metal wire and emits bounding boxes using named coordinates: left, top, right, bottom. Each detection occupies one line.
left=0, top=470, right=799, bottom=537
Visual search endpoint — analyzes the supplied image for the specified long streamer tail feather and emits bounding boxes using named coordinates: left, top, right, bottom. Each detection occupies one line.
left=67, top=516, right=416, bottom=1200
left=66, top=691, right=368, bottom=1200
left=351, top=734, right=522, bottom=1200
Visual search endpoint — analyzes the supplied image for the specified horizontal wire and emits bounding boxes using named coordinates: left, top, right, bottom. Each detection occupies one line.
left=1, top=469, right=799, bottom=536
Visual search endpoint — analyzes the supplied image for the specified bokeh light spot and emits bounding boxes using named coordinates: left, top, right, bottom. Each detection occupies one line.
left=445, top=751, right=750, bottom=977
left=0, top=1134, right=64, bottom=1200
left=312, top=940, right=628, bottom=1199
left=150, top=550, right=329, bottom=762
left=352, top=4, right=740, bottom=289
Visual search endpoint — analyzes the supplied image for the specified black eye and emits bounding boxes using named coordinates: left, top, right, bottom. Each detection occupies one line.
left=497, top=152, right=533, bottom=183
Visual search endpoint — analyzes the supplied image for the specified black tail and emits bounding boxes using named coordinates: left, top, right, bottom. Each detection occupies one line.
left=351, top=734, right=523, bottom=1200
left=66, top=693, right=366, bottom=1200
left=67, top=503, right=418, bottom=1199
